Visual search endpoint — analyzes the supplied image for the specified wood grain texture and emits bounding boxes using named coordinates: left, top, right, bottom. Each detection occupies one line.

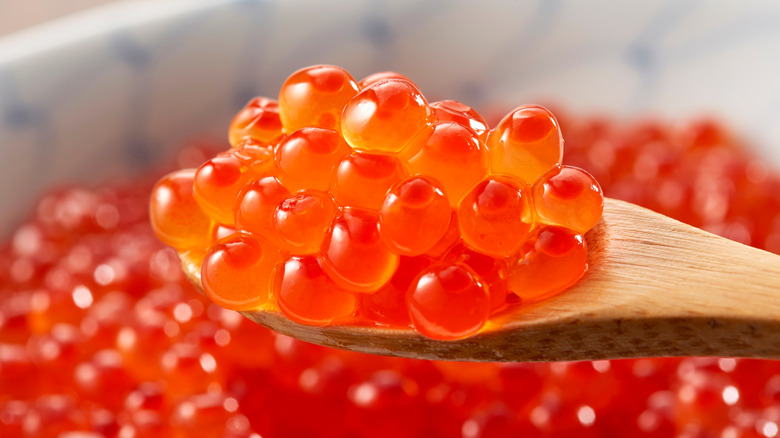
left=181, top=198, right=780, bottom=362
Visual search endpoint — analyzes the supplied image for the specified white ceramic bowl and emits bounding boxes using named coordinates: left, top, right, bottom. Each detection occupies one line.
left=2, top=0, right=780, bottom=237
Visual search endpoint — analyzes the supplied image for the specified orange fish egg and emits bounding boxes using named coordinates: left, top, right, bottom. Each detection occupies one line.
left=149, top=169, right=213, bottom=252
left=488, top=104, right=563, bottom=184
left=319, top=209, right=400, bottom=293
left=228, top=97, right=283, bottom=147
left=362, top=255, right=432, bottom=327
left=274, top=190, right=337, bottom=255
left=445, top=244, right=509, bottom=313
left=430, top=100, right=489, bottom=141
left=234, top=176, right=290, bottom=245
left=193, top=144, right=274, bottom=226
left=380, top=176, right=452, bottom=256
left=331, top=152, right=408, bottom=210
left=407, top=263, right=490, bottom=340
left=357, top=71, right=413, bottom=89
left=402, top=121, right=489, bottom=206
left=275, top=257, right=358, bottom=326
left=201, top=231, right=282, bottom=311
left=457, top=177, right=534, bottom=258
left=341, top=78, right=433, bottom=153
left=275, top=127, right=351, bottom=192
left=534, top=165, right=604, bottom=233
left=508, top=226, right=588, bottom=302
left=278, top=65, right=359, bottom=133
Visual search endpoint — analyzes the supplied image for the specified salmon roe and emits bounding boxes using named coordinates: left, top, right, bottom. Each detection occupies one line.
left=488, top=104, right=563, bottom=184
left=341, top=78, right=433, bottom=153
left=274, top=190, right=336, bottom=255
left=401, top=121, right=490, bottom=206
left=228, top=97, right=283, bottom=147
left=276, top=256, right=358, bottom=326
left=406, top=263, right=490, bottom=340
left=201, top=231, right=280, bottom=311
left=4, top=107, right=780, bottom=437
left=380, top=176, right=452, bottom=256
left=278, top=65, right=359, bottom=133
left=149, top=169, right=213, bottom=252
left=430, top=100, right=489, bottom=141
left=151, top=66, right=603, bottom=341
left=193, top=141, right=274, bottom=225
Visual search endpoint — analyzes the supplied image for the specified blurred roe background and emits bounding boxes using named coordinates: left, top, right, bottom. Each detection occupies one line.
left=2, top=1, right=780, bottom=438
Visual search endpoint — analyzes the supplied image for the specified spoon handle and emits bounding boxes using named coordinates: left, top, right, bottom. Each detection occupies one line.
left=480, top=199, right=780, bottom=362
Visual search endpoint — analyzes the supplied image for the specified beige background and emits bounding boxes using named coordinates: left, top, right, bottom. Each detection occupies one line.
left=0, top=0, right=115, bottom=36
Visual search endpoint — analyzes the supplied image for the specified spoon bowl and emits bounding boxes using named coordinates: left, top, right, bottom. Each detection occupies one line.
left=181, top=198, right=780, bottom=362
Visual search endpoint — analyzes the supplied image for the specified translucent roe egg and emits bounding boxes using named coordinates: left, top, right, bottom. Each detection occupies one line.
left=457, top=177, right=534, bottom=258
left=231, top=139, right=275, bottom=169
left=228, top=97, right=283, bottom=147
left=193, top=145, right=274, bottom=225
left=380, top=176, right=452, bottom=256
left=534, top=165, right=604, bottom=233
left=430, top=100, right=489, bottom=141
left=201, top=231, right=281, bottom=311
left=149, top=169, right=213, bottom=252
left=403, top=121, right=489, bottom=206
left=357, top=71, right=412, bottom=89
left=194, top=153, right=246, bottom=225
left=423, top=212, right=461, bottom=258
left=274, top=190, right=336, bottom=255
left=508, top=226, right=588, bottom=302
left=331, top=152, right=408, bottom=210
left=275, top=257, right=358, bottom=326
left=363, top=255, right=432, bottom=327
left=278, top=65, right=359, bottom=133
left=407, top=263, right=490, bottom=340
left=488, top=104, right=563, bottom=184
left=319, top=209, right=400, bottom=293
left=275, top=127, right=351, bottom=192
left=341, top=78, right=433, bottom=153
left=234, top=176, right=290, bottom=245
left=446, top=244, right=509, bottom=313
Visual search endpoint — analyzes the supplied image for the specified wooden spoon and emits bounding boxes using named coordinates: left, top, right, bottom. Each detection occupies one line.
left=180, top=198, right=780, bottom=362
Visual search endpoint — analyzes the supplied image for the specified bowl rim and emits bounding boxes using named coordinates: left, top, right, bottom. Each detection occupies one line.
left=0, top=0, right=227, bottom=65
